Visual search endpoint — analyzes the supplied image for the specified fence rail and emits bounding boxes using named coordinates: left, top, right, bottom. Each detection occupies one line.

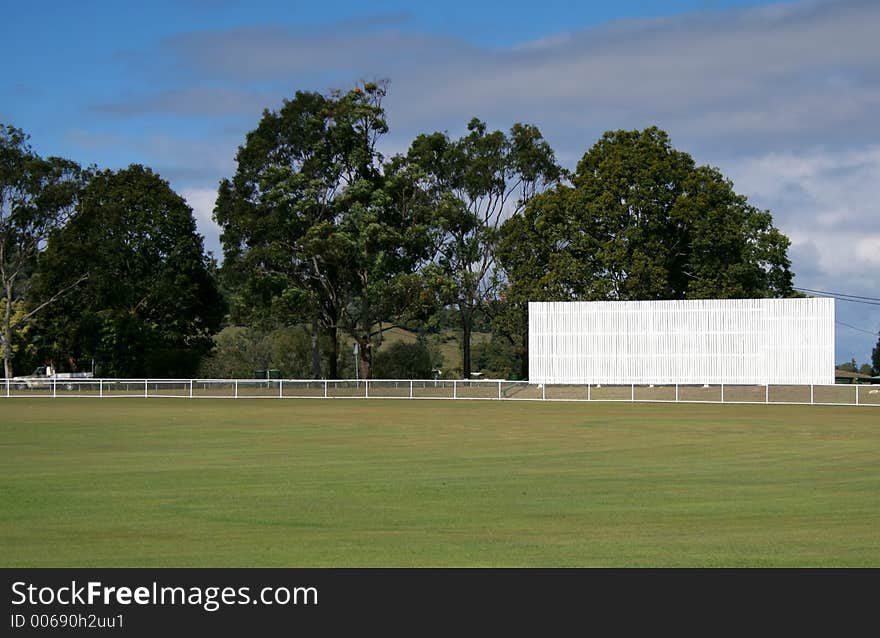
left=2, top=378, right=879, bottom=407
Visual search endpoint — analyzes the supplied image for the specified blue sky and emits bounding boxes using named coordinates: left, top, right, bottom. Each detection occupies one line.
left=2, top=0, right=878, bottom=364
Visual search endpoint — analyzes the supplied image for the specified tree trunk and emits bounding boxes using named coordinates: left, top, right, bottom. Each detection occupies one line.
left=327, top=323, right=339, bottom=379
left=355, top=312, right=373, bottom=380
left=3, top=281, right=12, bottom=379
left=519, top=303, right=529, bottom=380
left=2, top=325, right=11, bottom=380
left=461, top=313, right=472, bottom=379
left=310, top=317, right=321, bottom=380
left=357, top=335, right=373, bottom=380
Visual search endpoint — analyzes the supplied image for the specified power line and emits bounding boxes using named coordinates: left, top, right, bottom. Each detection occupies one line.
left=795, top=291, right=880, bottom=307
left=801, top=285, right=880, bottom=336
left=795, top=287, right=880, bottom=303
left=796, top=287, right=880, bottom=301
left=836, top=320, right=880, bottom=337
left=836, top=298, right=880, bottom=307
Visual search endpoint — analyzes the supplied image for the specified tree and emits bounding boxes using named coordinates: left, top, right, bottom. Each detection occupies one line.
left=496, top=127, right=794, bottom=377
left=30, top=165, right=224, bottom=377
left=216, top=82, right=438, bottom=379
left=492, top=192, right=561, bottom=378
left=198, top=325, right=317, bottom=379
left=373, top=341, right=434, bottom=379
left=0, top=123, right=84, bottom=378
left=404, top=119, right=561, bottom=377
left=873, top=336, right=880, bottom=376
left=215, top=89, right=337, bottom=378
left=471, top=333, right=518, bottom=379
left=837, top=359, right=857, bottom=373
left=858, top=363, right=873, bottom=377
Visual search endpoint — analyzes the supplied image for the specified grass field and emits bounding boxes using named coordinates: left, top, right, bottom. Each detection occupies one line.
left=1, top=398, right=878, bottom=567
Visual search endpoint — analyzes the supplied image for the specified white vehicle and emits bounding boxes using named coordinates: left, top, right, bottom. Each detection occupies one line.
left=11, top=366, right=94, bottom=390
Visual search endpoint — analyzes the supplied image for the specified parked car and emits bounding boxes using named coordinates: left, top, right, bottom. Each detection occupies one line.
left=11, top=366, right=94, bottom=390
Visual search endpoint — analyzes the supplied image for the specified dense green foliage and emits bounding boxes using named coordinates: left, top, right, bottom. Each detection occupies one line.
left=0, top=124, right=84, bottom=377
left=216, top=83, right=437, bottom=379
left=372, top=340, right=434, bottom=379
left=198, top=325, right=312, bottom=379
left=30, top=165, right=225, bottom=377
left=3, top=92, right=816, bottom=379
left=471, top=333, right=518, bottom=379
left=495, top=127, right=795, bottom=377
left=2, top=399, right=879, bottom=567
left=401, top=119, right=561, bottom=377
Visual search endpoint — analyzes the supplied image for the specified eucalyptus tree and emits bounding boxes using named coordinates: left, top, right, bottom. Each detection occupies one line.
left=0, top=124, right=84, bottom=378
left=405, top=119, right=561, bottom=377
left=216, top=82, right=437, bottom=379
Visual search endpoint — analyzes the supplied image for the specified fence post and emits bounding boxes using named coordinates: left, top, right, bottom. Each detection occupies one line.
left=542, top=384, right=545, bottom=401
left=766, top=384, right=769, bottom=404
left=234, top=380, right=238, bottom=399
left=721, top=383, right=724, bottom=404
left=99, top=378, right=103, bottom=399
left=53, top=378, right=56, bottom=399
left=453, top=380, right=457, bottom=400
left=810, top=384, right=814, bottom=405
left=855, top=384, right=859, bottom=406
left=410, top=380, right=413, bottom=399
left=631, top=384, right=635, bottom=402
left=498, top=380, right=501, bottom=400
left=144, top=379, right=148, bottom=399
left=675, top=384, right=679, bottom=403
left=587, top=384, right=591, bottom=401
left=279, top=379, right=283, bottom=399
left=190, top=379, right=194, bottom=399
left=365, top=379, right=369, bottom=399
left=324, top=380, right=328, bottom=399
left=5, top=377, right=8, bottom=398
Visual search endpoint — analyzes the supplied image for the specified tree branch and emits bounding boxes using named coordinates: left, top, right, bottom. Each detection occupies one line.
left=368, top=323, right=401, bottom=339
left=11, top=274, right=89, bottom=328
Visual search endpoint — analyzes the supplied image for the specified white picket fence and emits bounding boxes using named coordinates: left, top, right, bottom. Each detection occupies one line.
left=2, top=378, right=879, bottom=407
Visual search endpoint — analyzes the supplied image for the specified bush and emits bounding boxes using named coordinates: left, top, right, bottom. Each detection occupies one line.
left=198, top=326, right=313, bottom=378
left=373, top=341, right=434, bottom=379
left=472, top=335, right=518, bottom=379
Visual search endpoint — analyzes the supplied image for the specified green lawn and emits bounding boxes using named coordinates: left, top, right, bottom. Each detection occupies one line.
left=1, top=398, right=878, bottom=567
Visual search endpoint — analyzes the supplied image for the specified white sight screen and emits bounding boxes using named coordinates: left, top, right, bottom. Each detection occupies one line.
left=529, top=298, right=835, bottom=385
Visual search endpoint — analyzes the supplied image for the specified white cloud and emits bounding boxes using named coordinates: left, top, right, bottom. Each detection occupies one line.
left=181, top=187, right=222, bottom=258
left=105, top=0, right=880, bottom=156
left=725, top=145, right=880, bottom=277
left=855, top=237, right=880, bottom=267
left=723, top=145, right=880, bottom=362
left=92, top=0, right=880, bottom=361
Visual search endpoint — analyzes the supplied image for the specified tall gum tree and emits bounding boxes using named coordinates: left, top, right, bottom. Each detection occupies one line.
left=0, top=124, right=84, bottom=378
left=405, top=119, right=561, bottom=378
left=216, top=82, right=437, bottom=379
left=216, top=88, right=347, bottom=378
